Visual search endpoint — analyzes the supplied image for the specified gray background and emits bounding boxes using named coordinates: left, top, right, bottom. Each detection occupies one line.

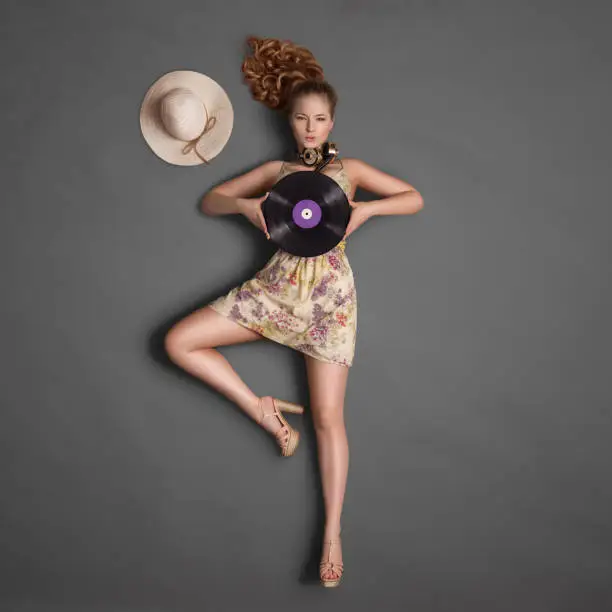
left=1, top=1, right=611, bottom=611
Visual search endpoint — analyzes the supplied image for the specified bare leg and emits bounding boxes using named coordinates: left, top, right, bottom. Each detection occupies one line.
left=304, top=355, right=350, bottom=581
left=164, top=306, right=284, bottom=438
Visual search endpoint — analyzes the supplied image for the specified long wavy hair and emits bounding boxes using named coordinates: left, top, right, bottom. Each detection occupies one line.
left=241, top=36, right=339, bottom=118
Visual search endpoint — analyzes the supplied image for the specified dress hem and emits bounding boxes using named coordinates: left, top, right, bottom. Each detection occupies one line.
left=208, top=303, right=352, bottom=368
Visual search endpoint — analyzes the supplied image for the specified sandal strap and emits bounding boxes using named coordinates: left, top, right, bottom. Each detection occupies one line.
left=258, top=397, right=278, bottom=422
left=320, top=562, right=344, bottom=579
left=320, top=538, right=343, bottom=575
left=258, top=398, right=286, bottom=425
left=258, top=398, right=292, bottom=450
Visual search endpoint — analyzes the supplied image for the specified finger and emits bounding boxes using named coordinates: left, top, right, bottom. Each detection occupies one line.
left=260, top=193, right=271, bottom=238
left=259, top=211, right=270, bottom=239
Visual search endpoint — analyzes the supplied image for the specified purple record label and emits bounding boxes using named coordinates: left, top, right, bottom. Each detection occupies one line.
left=292, top=199, right=322, bottom=228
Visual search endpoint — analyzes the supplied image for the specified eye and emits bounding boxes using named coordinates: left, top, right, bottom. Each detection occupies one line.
left=317, top=118, right=325, bottom=121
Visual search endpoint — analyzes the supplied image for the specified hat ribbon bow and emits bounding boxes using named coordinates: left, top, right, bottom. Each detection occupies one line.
left=181, top=115, right=217, bottom=164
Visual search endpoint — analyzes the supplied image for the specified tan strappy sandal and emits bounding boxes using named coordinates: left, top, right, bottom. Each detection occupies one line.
left=320, top=537, right=344, bottom=587
left=257, top=397, right=304, bottom=457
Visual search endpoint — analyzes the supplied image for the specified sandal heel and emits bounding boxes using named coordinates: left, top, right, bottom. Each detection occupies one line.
left=273, top=398, right=305, bottom=415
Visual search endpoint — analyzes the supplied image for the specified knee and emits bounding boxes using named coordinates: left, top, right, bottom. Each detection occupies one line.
left=164, top=326, right=189, bottom=362
left=312, top=406, right=345, bottom=432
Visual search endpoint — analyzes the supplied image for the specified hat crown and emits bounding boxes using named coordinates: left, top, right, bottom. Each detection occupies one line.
left=160, top=88, right=207, bottom=142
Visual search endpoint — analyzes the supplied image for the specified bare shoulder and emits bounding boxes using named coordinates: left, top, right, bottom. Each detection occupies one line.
left=213, top=159, right=284, bottom=197
left=269, top=159, right=285, bottom=172
left=340, top=157, right=360, bottom=184
left=267, top=159, right=286, bottom=180
left=255, top=159, right=284, bottom=177
left=341, top=157, right=420, bottom=197
left=341, top=157, right=373, bottom=183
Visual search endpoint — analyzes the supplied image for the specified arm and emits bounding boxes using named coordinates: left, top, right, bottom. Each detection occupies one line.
left=201, top=160, right=282, bottom=216
left=348, top=159, right=424, bottom=216
left=200, top=191, right=247, bottom=216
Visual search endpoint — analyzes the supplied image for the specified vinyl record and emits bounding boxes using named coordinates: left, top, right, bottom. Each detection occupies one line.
left=262, top=171, right=350, bottom=257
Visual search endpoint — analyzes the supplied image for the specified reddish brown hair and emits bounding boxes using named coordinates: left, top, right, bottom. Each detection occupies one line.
left=241, top=36, right=338, bottom=117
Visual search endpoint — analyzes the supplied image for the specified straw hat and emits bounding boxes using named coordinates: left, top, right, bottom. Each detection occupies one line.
left=140, top=70, right=234, bottom=166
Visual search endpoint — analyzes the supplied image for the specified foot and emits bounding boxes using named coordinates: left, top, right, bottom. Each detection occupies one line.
left=320, top=533, right=343, bottom=584
left=257, top=396, right=291, bottom=449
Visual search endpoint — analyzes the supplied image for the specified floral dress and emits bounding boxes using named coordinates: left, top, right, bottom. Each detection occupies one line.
left=208, top=161, right=357, bottom=367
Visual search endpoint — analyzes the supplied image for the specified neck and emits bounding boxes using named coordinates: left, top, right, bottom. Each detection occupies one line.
left=296, top=144, right=321, bottom=154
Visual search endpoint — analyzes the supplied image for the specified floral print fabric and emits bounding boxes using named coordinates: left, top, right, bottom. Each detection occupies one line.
left=208, top=163, right=357, bottom=367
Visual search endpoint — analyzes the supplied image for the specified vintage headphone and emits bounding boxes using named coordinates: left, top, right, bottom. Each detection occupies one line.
left=297, top=141, right=339, bottom=172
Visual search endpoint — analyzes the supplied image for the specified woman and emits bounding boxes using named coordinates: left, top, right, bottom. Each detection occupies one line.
left=164, top=36, right=424, bottom=587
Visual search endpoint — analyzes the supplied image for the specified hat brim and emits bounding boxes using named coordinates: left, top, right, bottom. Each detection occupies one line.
left=140, top=70, right=234, bottom=166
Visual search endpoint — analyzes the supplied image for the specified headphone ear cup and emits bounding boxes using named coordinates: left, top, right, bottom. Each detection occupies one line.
left=326, top=142, right=338, bottom=159
left=304, top=147, right=318, bottom=165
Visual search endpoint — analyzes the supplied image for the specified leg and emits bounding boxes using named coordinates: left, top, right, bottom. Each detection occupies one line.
left=304, top=355, right=350, bottom=583
left=165, top=306, right=282, bottom=435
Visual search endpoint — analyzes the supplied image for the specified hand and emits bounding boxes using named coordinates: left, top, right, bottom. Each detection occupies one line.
left=343, top=199, right=371, bottom=239
left=239, top=193, right=271, bottom=239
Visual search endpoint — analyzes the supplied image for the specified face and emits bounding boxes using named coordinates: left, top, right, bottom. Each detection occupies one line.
left=289, top=94, right=334, bottom=153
